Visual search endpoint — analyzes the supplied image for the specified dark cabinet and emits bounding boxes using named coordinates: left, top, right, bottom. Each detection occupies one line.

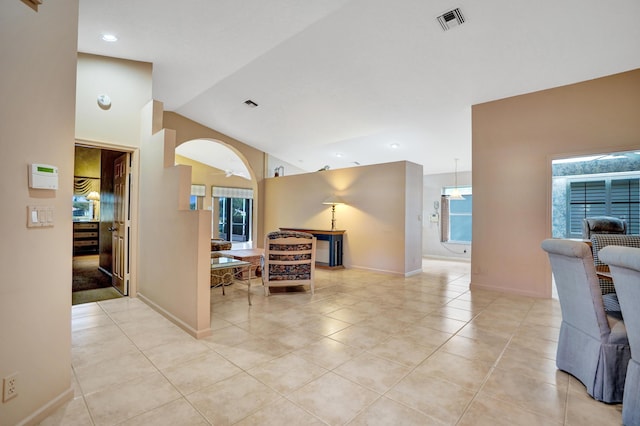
left=73, top=221, right=99, bottom=255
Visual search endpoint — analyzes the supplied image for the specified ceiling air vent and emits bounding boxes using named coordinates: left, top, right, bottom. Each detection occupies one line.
left=437, top=8, right=465, bottom=31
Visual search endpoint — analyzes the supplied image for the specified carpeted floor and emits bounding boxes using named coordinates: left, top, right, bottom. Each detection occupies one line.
left=73, top=255, right=112, bottom=291
left=72, top=255, right=123, bottom=305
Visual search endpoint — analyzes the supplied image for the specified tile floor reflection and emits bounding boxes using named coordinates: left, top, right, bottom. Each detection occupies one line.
left=40, top=259, right=623, bottom=425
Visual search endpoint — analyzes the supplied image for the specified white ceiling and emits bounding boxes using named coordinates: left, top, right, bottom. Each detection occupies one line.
left=78, top=0, right=640, bottom=175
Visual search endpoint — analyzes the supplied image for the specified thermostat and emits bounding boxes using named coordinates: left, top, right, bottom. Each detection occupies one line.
left=28, top=163, right=58, bottom=189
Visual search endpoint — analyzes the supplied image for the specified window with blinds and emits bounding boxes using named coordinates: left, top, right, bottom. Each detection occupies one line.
left=212, top=187, right=254, bottom=242
left=440, top=187, right=472, bottom=243
left=569, top=178, right=639, bottom=236
left=611, top=179, right=639, bottom=233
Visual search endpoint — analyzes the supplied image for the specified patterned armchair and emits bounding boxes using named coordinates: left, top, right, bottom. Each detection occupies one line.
left=211, top=239, right=232, bottom=251
left=262, top=230, right=316, bottom=296
left=210, top=239, right=233, bottom=287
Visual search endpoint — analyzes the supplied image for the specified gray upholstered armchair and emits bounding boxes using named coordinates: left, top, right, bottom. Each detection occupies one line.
left=262, top=230, right=316, bottom=296
left=582, top=216, right=627, bottom=239
left=541, top=239, right=630, bottom=403
left=599, top=246, right=640, bottom=425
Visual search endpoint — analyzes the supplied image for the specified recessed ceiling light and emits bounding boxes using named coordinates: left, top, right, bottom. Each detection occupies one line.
left=101, top=34, right=118, bottom=42
left=335, top=153, right=343, bottom=158
left=390, top=143, right=399, bottom=149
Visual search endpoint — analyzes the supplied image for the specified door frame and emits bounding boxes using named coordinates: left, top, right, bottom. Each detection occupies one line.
left=75, top=139, right=140, bottom=297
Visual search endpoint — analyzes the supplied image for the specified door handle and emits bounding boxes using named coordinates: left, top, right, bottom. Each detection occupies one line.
left=108, top=226, right=116, bottom=232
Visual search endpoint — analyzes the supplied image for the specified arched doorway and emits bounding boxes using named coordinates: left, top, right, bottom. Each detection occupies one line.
left=175, top=138, right=257, bottom=248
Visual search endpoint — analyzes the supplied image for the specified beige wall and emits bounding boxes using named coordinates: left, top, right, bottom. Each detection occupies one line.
left=471, top=69, right=640, bottom=298
left=76, top=53, right=152, bottom=147
left=405, top=162, right=425, bottom=272
left=264, top=161, right=423, bottom=275
left=0, top=1, right=79, bottom=424
left=137, top=102, right=212, bottom=338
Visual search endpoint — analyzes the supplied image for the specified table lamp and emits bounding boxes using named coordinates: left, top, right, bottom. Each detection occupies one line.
left=87, top=191, right=100, bottom=220
left=322, top=195, right=345, bottom=231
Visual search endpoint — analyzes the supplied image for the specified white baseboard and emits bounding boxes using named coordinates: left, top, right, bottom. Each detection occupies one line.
left=422, top=255, right=471, bottom=263
left=18, top=386, right=73, bottom=426
left=137, top=293, right=212, bottom=339
left=347, top=264, right=404, bottom=276
left=470, top=281, right=549, bottom=299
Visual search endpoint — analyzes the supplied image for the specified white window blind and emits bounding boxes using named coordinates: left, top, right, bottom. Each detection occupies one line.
left=211, top=187, right=253, bottom=199
left=611, top=179, right=639, bottom=233
left=569, top=178, right=639, bottom=235
left=569, top=181, right=606, bottom=234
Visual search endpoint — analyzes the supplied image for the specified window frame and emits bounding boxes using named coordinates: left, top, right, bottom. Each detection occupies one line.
left=440, top=186, right=472, bottom=244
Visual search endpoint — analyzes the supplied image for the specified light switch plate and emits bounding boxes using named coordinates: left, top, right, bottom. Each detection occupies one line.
left=27, top=205, right=54, bottom=228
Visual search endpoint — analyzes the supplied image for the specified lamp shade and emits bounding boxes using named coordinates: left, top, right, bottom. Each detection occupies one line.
left=449, top=188, right=465, bottom=200
left=322, top=195, right=345, bottom=205
left=87, top=191, right=100, bottom=201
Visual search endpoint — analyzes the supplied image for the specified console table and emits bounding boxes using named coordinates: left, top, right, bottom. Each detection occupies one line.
left=279, top=228, right=345, bottom=269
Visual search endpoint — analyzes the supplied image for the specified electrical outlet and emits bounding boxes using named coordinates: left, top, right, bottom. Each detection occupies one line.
left=3, top=373, right=18, bottom=402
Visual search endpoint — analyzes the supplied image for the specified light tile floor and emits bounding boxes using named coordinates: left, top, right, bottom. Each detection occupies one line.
left=40, top=259, right=623, bottom=425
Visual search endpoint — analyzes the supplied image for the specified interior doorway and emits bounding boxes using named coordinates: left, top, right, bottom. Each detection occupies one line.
left=72, top=144, right=132, bottom=305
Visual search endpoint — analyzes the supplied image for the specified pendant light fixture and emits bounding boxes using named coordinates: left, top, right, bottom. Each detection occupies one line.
left=449, top=158, right=465, bottom=200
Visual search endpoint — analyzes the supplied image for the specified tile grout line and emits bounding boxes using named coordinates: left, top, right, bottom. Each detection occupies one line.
left=95, top=300, right=213, bottom=425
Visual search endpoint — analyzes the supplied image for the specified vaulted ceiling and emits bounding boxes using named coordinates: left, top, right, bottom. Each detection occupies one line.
left=78, top=0, right=640, bottom=175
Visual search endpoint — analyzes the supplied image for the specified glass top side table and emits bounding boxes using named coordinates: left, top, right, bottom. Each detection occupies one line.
left=211, top=256, right=252, bottom=305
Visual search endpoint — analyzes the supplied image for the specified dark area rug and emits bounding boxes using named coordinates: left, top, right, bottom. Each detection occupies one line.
left=73, top=255, right=112, bottom=291
left=73, top=287, right=123, bottom=305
